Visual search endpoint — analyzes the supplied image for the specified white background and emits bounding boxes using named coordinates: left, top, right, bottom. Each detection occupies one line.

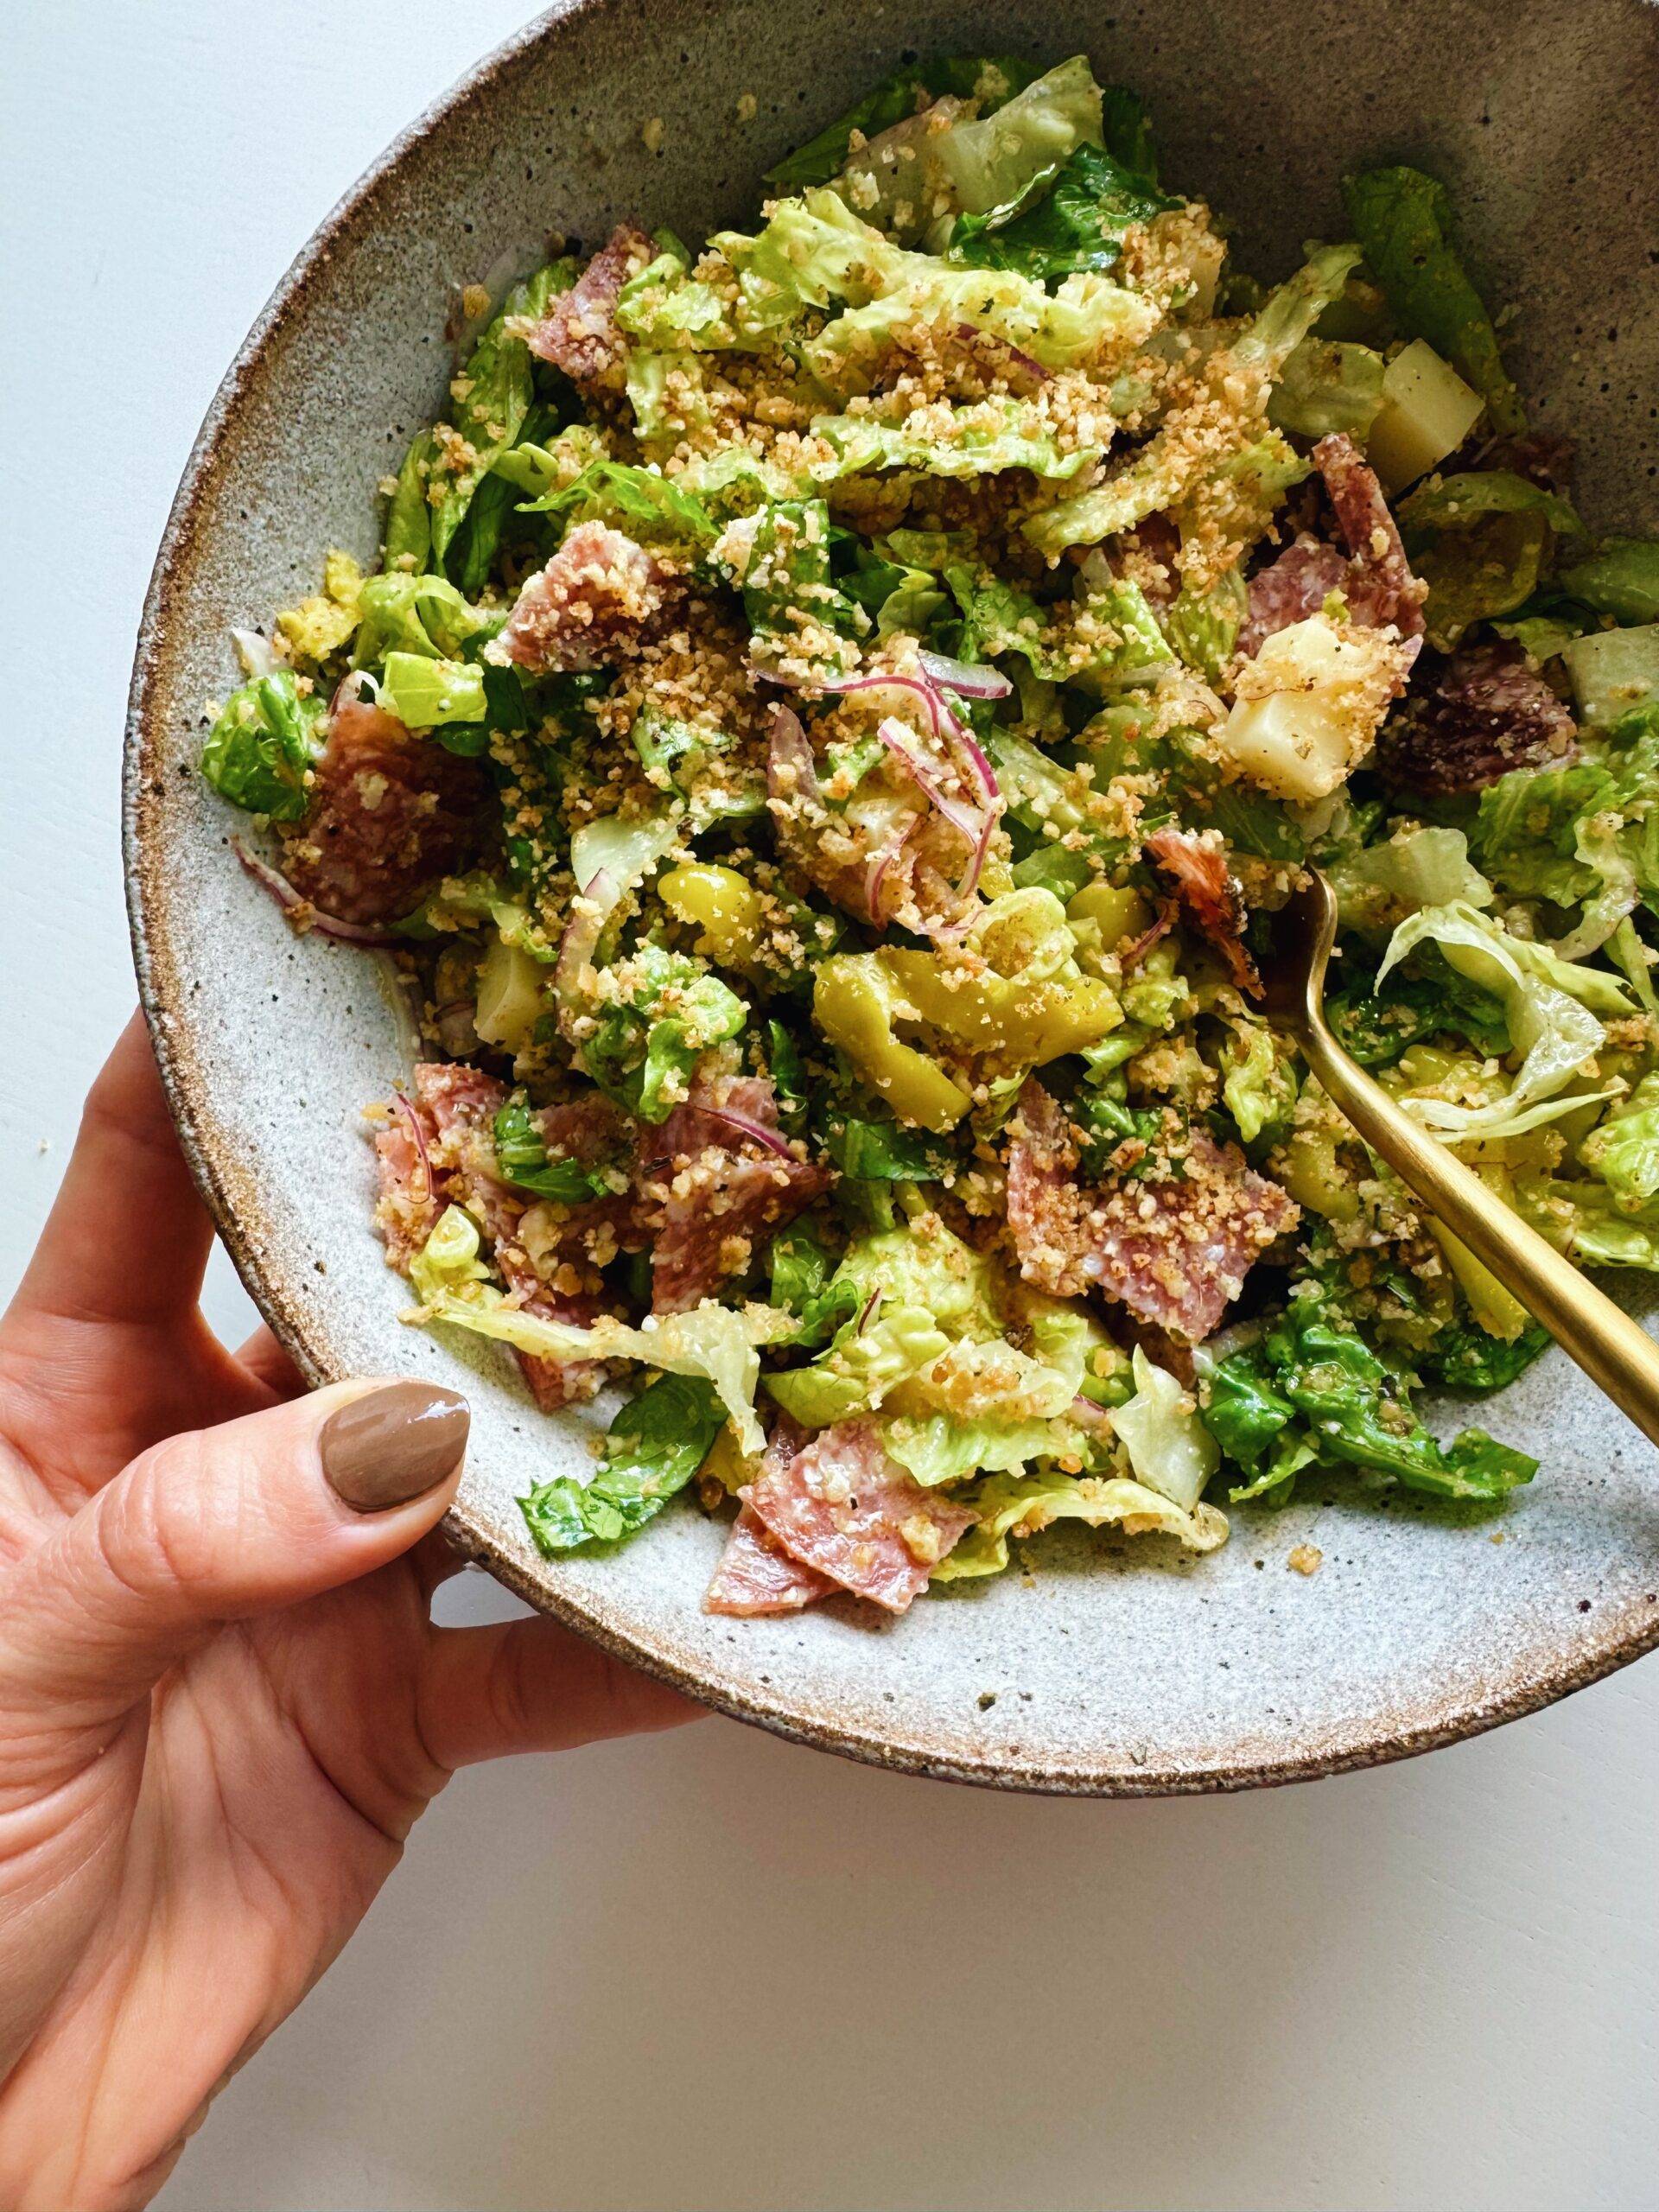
left=4, top=8, right=1658, bottom=2208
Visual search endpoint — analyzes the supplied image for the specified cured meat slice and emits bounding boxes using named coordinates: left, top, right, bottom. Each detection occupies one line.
left=745, top=1421, right=976, bottom=1613
left=497, top=522, right=671, bottom=672
left=643, top=1077, right=831, bottom=1317
left=703, top=1505, right=837, bottom=1617
left=1313, top=432, right=1426, bottom=642
left=383, top=1064, right=607, bottom=1408
left=525, top=224, right=653, bottom=391
left=1238, top=534, right=1349, bottom=657
left=280, top=695, right=485, bottom=924
left=1376, top=642, right=1578, bottom=795
left=1143, top=826, right=1261, bottom=997
left=1240, top=435, right=1425, bottom=658
left=1006, top=1081, right=1296, bottom=1344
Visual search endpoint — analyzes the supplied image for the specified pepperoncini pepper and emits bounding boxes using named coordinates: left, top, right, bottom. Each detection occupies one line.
left=659, top=862, right=763, bottom=966
left=812, top=889, right=1125, bottom=1131
left=813, top=957, right=975, bottom=1133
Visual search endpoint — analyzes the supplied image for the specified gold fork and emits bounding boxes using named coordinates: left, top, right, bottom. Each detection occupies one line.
left=1260, top=870, right=1659, bottom=1447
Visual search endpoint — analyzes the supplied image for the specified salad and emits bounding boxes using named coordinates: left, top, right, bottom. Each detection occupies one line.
left=202, top=55, right=1659, bottom=1618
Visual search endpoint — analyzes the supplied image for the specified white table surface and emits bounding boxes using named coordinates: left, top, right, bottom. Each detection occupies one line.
left=4, top=7, right=1658, bottom=2207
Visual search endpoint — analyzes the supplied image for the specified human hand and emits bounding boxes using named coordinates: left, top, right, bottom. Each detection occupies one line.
left=0, top=1018, right=698, bottom=2210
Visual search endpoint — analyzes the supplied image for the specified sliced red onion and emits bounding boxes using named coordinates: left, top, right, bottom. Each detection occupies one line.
left=875, top=717, right=983, bottom=842
left=817, top=670, right=948, bottom=742
left=231, top=837, right=404, bottom=946
left=947, top=715, right=1001, bottom=813
left=766, top=702, right=821, bottom=805
left=698, top=1105, right=796, bottom=1159
left=855, top=1287, right=882, bottom=1334
left=919, top=648, right=1012, bottom=702
left=953, top=321, right=1051, bottom=384
left=867, top=813, right=920, bottom=925
left=1069, top=1394, right=1113, bottom=1432
left=232, top=626, right=278, bottom=678
left=1120, top=899, right=1178, bottom=970
left=392, top=1086, right=435, bottom=1193
left=329, top=668, right=378, bottom=716
left=555, top=868, right=617, bottom=1030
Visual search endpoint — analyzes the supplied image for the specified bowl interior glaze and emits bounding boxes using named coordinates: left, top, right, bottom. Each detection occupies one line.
left=127, top=0, right=1659, bottom=1792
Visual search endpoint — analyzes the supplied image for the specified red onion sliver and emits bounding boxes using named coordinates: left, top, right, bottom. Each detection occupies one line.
left=1120, top=899, right=1178, bottom=970
left=392, top=1086, right=435, bottom=1194
left=919, top=648, right=1012, bottom=702
left=231, top=837, right=405, bottom=946
left=698, top=1105, right=796, bottom=1159
left=766, top=701, right=822, bottom=804
left=555, top=868, right=616, bottom=1031
left=874, top=717, right=983, bottom=842
left=817, top=670, right=947, bottom=742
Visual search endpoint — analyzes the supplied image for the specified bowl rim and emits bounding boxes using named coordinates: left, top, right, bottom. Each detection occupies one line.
left=122, top=1, right=1659, bottom=1797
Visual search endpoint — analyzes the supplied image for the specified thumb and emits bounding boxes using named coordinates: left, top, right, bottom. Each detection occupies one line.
left=0, top=1379, right=469, bottom=1761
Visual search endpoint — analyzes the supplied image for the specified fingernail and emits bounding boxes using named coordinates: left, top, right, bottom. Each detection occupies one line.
left=321, top=1381, right=469, bottom=1511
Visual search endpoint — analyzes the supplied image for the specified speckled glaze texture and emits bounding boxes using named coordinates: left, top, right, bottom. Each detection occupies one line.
left=127, top=0, right=1659, bottom=1794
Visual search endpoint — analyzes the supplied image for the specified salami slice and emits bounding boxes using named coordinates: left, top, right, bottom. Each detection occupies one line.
left=525, top=224, right=653, bottom=391
left=388, top=1064, right=608, bottom=1408
left=704, top=1504, right=838, bottom=1616
left=280, top=696, right=486, bottom=925
left=746, top=1421, right=976, bottom=1613
left=1377, top=642, right=1578, bottom=795
left=1240, top=435, right=1425, bottom=658
left=643, top=1076, right=831, bottom=1316
left=1006, top=1081, right=1296, bottom=1344
left=1238, top=534, right=1349, bottom=657
left=497, top=521, right=671, bottom=672
left=1313, top=432, right=1426, bottom=642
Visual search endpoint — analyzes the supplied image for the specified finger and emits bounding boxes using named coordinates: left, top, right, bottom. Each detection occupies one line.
left=236, top=1323, right=308, bottom=1401
left=10, top=1014, right=212, bottom=1329
left=0, top=1378, right=470, bottom=1780
left=417, top=1614, right=705, bottom=1767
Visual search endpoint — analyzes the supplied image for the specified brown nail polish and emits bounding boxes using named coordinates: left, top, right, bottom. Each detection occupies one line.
left=320, top=1381, right=469, bottom=1511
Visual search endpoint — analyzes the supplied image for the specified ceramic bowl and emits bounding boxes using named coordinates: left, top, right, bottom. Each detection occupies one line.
left=126, top=0, right=1659, bottom=1793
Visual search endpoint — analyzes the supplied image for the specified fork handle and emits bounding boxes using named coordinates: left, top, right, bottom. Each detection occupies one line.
left=1299, top=1012, right=1659, bottom=1451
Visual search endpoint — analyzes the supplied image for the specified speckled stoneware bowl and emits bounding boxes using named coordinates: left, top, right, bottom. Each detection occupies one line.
left=127, top=0, right=1659, bottom=1793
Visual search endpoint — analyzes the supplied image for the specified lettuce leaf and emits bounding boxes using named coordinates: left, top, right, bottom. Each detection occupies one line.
left=1268, top=338, right=1386, bottom=440
left=1341, top=166, right=1526, bottom=434
left=811, top=402, right=1102, bottom=481
left=1106, top=1344, right=1220, bottom=1510
left=765, top=56, right=1038, bottom=190
left=931, top=55, right=1105, bottom=218
left=933, top=1467, right=1229, bottom=1580
left=1376, top=899, right=1624, bottom=1140
left=352, top=572, right=494, bottom=669
left=518, top=1371, right=724, bottom=1554
left=516, top=458, right=718, bottom=548
left=949, top=140, right=1179, bottom=281
left=581, top=944, right=748, bottom=1122
left=409, top=1208, right=788, bottom=1450
left=431, top=261, right=577, bottom=569
left=200, top=671, right=326, bottom=822
left=1556, top=539, right=1659, bottom=627
left=1265, top=1294, right=1536, bottom=1499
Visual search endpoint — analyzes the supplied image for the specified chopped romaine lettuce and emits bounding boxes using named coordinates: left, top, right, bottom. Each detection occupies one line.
left=1106, top=1345, right=1220, bottom=1510
left=200, top=671, right=326, bottom=822
left=1342, top=165, right=1526, bottom=433
left=1556, top=539, right=1659, bottom=627
left=431, top=261, right=577, bottom=569
left=519, top=1371, right=724, bottom=1554
left=949, top=141, right=1179, bottom=281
